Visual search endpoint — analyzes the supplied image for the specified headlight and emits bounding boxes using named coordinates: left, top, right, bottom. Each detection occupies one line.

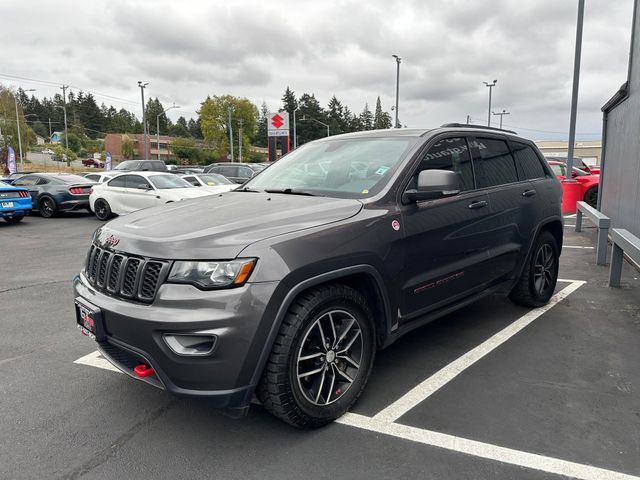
left=167, top=259, right=256, bottom=289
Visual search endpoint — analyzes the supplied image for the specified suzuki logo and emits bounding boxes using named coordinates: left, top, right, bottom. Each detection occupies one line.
left=105, top=234, right=120, bottom=247
left=271, top=114, right=284, bottom=129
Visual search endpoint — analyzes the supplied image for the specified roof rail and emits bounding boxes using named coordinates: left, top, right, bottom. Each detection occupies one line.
left=440, top=123, right=518, bottom=135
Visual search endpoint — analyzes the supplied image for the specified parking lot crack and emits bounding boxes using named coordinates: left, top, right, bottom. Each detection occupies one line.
left=0, top=279, right=69, bottom=294
left=58, top=400, right=176, bottom=480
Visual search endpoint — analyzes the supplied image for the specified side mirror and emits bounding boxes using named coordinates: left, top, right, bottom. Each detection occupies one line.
left=137, top=183, right=151, bottom=190
left=404, top=169, right=460, bottom=202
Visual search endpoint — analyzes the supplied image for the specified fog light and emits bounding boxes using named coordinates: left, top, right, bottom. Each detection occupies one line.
left=163, top=334, right=216, bottom=356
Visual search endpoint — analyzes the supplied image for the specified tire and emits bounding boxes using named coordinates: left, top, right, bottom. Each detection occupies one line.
left=94, top=199, right=112, bottom=221
left=584, top=186, right=598, bottom=208
left=4, top=215, right=23, bottom=224
left=39, top=196, right=57, bottom=218
left=257, top=284, right=376, bottom=428
left=509, top=231, right=559, bottom=308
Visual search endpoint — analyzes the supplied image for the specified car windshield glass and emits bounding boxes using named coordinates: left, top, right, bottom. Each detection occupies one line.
left=245, top=138, right=416, bottom=199
left=149, top=175, right=193, bottom=189
left=198, top=174, right=234, bottom=186
left=114, top=161, right=139, bottom=170
left=52, top=174, right=92, bottom=184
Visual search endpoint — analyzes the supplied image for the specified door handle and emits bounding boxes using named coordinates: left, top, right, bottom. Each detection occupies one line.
left=468, top=200, right=488, bottom=209
left=522, top=189, right=537, bottom=197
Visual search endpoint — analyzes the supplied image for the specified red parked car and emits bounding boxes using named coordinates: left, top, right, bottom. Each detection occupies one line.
left=82, top=158, right=104, bottom=168
left=548, top=160, right=599, bottom=208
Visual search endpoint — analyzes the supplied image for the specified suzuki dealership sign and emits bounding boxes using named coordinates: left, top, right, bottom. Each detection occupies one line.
left=268, top=112, right=289, bottom=137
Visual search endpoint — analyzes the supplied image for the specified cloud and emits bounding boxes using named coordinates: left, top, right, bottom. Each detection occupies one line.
left=0, top=0, right=634, bottom=139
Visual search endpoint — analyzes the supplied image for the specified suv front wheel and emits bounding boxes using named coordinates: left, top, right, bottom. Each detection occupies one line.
left=257, top=284, right=376, bottom=428
left=509, top=231, right=559, bottom=308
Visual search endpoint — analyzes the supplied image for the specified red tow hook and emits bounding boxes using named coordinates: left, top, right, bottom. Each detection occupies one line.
left=133, top=364, right=155, bottom=378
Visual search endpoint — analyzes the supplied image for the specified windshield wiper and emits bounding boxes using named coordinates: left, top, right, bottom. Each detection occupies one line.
left=235, top=186, right=262, bottom=192
left=264, top=188, right=322, bottom=197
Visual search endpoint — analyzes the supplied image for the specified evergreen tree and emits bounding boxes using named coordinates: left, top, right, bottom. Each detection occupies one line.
left=359, top=103, right=373, bottom=131
left=255, top=101, right=269, bottom=147
left=169, top=116, right=191, bottom=137
left=187, top=118, right=202, bottom=139
left=297, top=93, right=327, bottom=144
left=281, top=87, right=298, bottom=116
left=373, top=97, right=393, bottom=129
left=327, top=96, right=346, bottom=136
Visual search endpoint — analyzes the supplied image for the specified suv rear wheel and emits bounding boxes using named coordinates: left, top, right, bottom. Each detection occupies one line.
left=257, top=284, right=375, bottom=428
left=509, top=231, right=559, bottom=307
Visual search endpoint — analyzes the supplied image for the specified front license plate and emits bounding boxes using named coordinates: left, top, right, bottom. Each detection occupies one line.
left=1, top=202, right=14, bottom=208
left=75, top=298, right=105, bottom=341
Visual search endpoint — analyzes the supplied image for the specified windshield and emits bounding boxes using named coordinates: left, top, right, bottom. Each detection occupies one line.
left=52, top=174, right=93, bottom=184
left=198, top=174, right=234, bottom=186
left=114, top=161, right=140, bottom=170
left=245, top=137, right=416, bottom=198
left=149, top=175, right=193, bottom=189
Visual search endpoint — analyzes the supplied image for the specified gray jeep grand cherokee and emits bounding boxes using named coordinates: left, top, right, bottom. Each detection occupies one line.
left=74, top=124, right=562, bottom=428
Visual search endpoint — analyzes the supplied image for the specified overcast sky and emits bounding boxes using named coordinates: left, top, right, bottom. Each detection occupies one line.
left=1, top=0, right=635, bottom=140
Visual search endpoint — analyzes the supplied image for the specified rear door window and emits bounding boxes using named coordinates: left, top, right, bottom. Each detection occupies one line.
left=471, top=138, right=518, bottom=188
left=512, top=142, right=546, bottom=180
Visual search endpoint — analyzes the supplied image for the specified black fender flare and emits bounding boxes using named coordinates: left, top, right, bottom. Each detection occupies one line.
left=248, top=264, right=392, bottom=388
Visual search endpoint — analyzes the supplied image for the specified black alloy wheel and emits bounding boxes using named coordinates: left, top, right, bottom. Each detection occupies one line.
left=40, top=197, right=57, bottom=218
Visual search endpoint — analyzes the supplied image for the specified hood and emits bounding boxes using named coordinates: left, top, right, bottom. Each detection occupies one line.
left=167, top=187, right=214, bottom=199
left=94, top=191, right=363, bottom=259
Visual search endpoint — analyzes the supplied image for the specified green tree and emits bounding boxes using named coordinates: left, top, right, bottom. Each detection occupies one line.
left=373, top=97, right=393, bottom=129
left=296, top=93, right=327, bottom=145
left=199, top=95, right=258, bottom=159
left=327, top=96, right=346, bottom=136
left=121, top=135, right=134, bottom=159
left=359, top=103, right=374, bottom=131
left=254, top=101, right=269, bottom=148
left=281, top=87, right=298, bottom=116
left=169, top=116, right=191, bottom=137
left=188, top=118, right=202, bottom=139
left=146, top=98, right=170, bottom=135
left=0, top=87, right=31, bottom=159
left=170, top=137, right=199, bottom=161
left=60, top=132, right=82, bottom=154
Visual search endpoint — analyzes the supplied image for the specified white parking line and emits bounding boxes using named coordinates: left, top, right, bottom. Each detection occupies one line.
left=337, top=413, right=639, bottom=480
left=372, top=280, right=585, bottom=423
left=563, top=245, right=595, bottom=249
left=74, top=350, right=121, bottom=373
left=72, top=279, right=636, bottom=480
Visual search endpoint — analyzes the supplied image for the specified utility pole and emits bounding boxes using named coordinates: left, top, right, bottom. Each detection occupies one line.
left=60, top=85, right=69, bottom=151
left=138, top=81, right=149, bottom=159
left=492, top=109, right=510, bottom=129
left=48, top=118, right=52, bottom=139
left=14, top=88, right=36, bottom=170
left=238, top=118, right=243, bottom=162
left=466, top=114, right=470, bottom=124
left=566, top=0, right=585, bottom=181
left=227, top=106, right=234, bottom=162
left=392, top=54, right=401, bottom=128
left=483, top=80, right=498, bottom=126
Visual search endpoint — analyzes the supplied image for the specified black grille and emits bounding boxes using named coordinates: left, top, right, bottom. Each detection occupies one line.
left=85, top=245, right=167, bottom=303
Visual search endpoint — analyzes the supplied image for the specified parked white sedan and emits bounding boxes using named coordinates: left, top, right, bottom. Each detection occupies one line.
left=180, top=173, right=237, bottom=194
left=89, top=172, right=212, bottom=220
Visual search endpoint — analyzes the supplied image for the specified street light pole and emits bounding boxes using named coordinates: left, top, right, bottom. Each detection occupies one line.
left=238, top=118, right=243, bottom=162
left=492, top=109, right=510, bottom=129
left=138, top=81, right=149, bottom=159
left=392, top=54, right=401, bottom=128
left=566, top=0, right=585, bottom=181
left=301, top=115, right=330, bottom=137
left=156, top=104, right=179, bottom=161
left=483, top=80, right=498, bottom=126
left=293, top=106, right=299, bottom=149
left=227, top=106, right=234, bottom=162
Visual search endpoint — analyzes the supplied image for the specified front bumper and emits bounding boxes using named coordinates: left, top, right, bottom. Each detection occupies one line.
left=73, top=272, right=282, bottom=408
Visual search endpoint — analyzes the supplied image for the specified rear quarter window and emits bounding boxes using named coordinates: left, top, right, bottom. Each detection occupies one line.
left=512, top=142, right=546, bottom=180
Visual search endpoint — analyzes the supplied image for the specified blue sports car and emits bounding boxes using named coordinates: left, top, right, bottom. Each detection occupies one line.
left=0, top=181, right=32, bottom=223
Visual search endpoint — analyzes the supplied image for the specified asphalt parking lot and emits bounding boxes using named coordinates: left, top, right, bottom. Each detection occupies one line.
left=1, top=213, right=639, bottom=480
